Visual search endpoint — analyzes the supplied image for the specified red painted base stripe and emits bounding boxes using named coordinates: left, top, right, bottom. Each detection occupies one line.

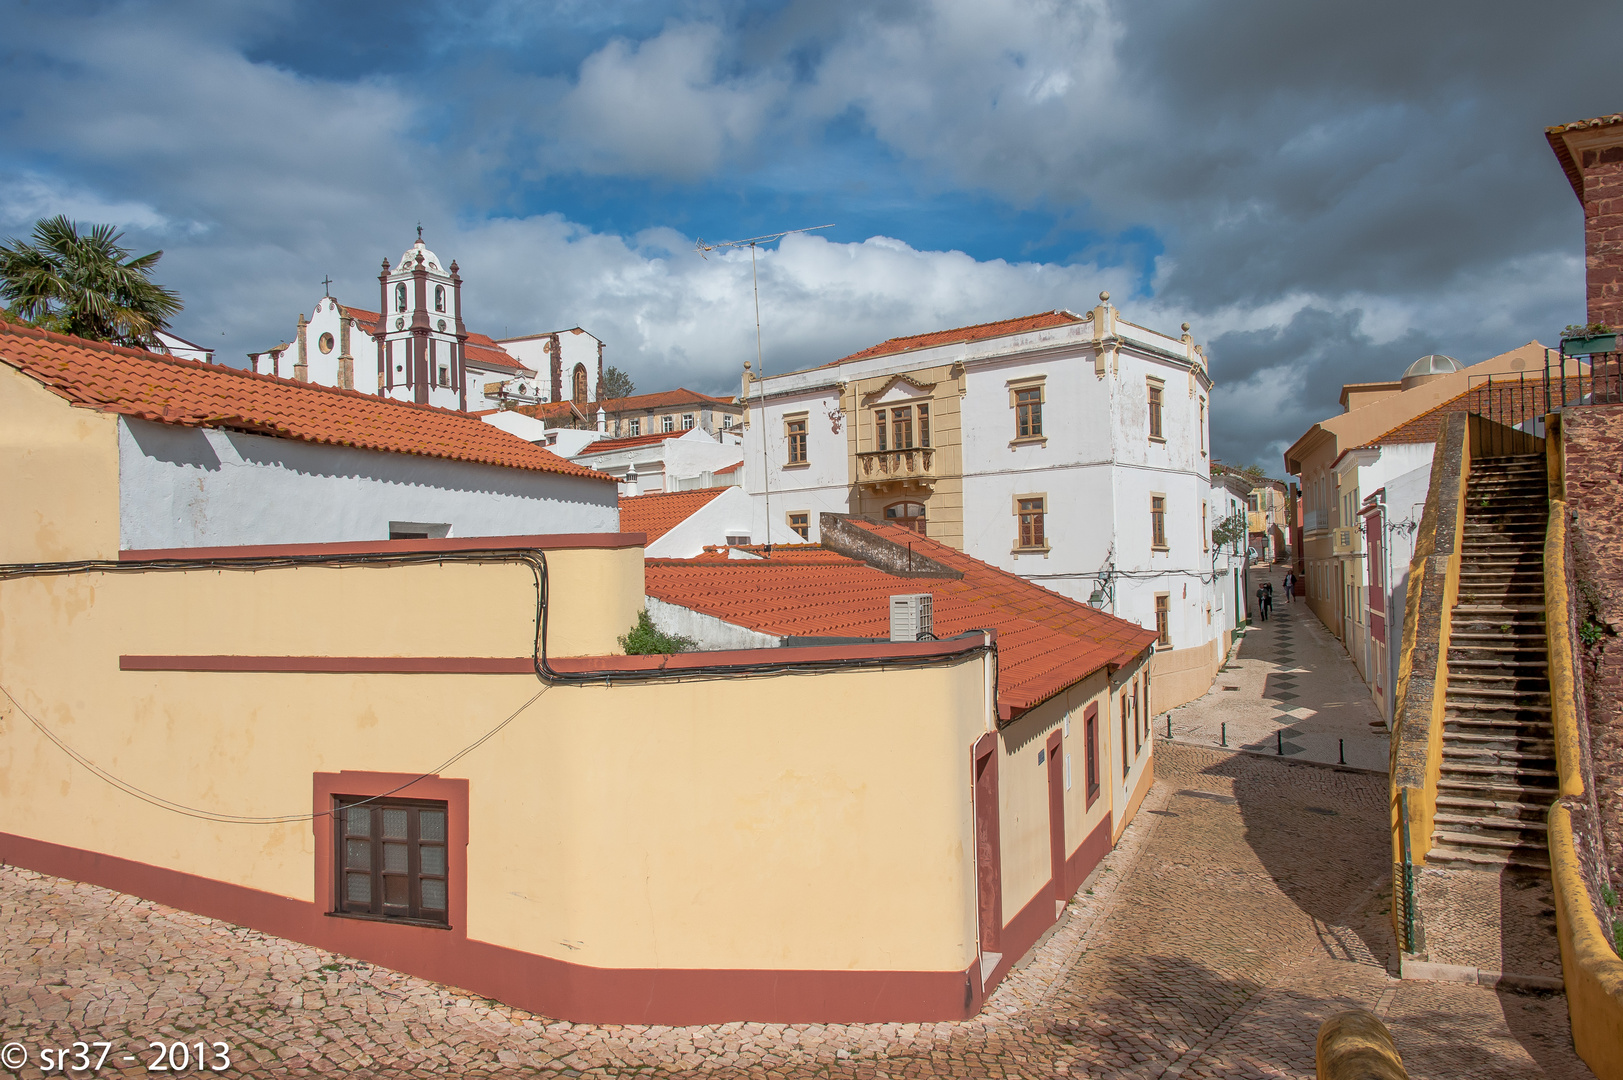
left=982, top=814, right=1111, bottom=994
left=0, top=832, right=975, bottom=1025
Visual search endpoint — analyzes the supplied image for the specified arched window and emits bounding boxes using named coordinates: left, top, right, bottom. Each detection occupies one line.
left=572, top=364, right=588, bottom=402
left=884, top=501, right=926, bottom=535
left=394, top=282, right=407, bottom=313
left=434, top=284, right=446, bottom=312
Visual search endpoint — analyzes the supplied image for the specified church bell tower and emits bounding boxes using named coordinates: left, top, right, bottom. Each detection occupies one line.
left=376, top=228, right=469, bottom=408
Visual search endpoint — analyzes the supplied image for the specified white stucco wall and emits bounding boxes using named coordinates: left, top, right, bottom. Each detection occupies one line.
left=117, top=417, right=619, bottom=549
left=644, top=487, right=803, bottom=558
left=645, top=597, right=782, bottom=651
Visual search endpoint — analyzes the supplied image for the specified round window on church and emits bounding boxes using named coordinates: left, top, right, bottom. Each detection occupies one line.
left=317, top=333, right=334, bottom=355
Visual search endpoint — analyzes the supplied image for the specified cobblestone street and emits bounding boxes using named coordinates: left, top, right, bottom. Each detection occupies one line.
left=1166, top=566, right=1391, bottom=772
left=0, top=743, right=1591, bottom=1079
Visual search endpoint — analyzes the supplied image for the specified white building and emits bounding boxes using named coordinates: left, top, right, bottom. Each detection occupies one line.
left=494, top=327, right=605, bottom=406
left=572, top=426, right=745, bottom=498
left=3, top=323, right=622, bottom=550
left=1209, top=471, right=1253, bottom=645
left=153, top=329, right=215, bottom=364
left=738, top=299, right=1223, bottom=709
left=248, top=234, right=578, bottom=413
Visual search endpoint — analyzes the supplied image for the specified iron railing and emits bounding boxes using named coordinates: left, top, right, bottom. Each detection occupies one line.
left=1398, top=787, right=1418, bottom=955
left=1463, top=348, right=1623, bottom=457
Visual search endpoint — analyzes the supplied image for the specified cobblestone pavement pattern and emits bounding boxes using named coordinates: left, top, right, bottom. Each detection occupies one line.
left=1166, top=566, right=1391, bottom=772
left=2, top=743, right=1590, bottom=1078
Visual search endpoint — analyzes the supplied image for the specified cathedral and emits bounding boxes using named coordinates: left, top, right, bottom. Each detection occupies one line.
left=249, top=232, right=604, bottom=413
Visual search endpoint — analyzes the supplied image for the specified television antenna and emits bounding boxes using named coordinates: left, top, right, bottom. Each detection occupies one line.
left=696, top=224, right=833, bottom=554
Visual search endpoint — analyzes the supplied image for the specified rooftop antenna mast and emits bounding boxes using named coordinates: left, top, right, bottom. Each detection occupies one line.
left=696, top=224, right=833, bottom=554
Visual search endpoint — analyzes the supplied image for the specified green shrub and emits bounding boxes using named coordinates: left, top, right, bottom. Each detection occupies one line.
left=618, top=610, right=696, bottom=655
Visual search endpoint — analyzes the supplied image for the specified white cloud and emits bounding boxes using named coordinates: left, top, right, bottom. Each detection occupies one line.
left=0, top=174, right=174, bottom=235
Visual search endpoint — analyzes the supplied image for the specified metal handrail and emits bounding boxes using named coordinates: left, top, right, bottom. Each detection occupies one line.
left=1399, top=787, right=1417, bottom=955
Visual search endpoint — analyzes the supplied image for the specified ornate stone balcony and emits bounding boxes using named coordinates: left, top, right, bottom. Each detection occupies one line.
left=856, top=447, right=937, bottom=491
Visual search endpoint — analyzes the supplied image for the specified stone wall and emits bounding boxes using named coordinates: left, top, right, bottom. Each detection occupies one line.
left=1580, top=143, right=1623, bottom=328
left=1559, top=404, right=1623, bottom=889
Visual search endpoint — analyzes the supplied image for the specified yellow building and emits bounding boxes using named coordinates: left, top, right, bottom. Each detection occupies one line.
left=0, top=322, right=1158, bottom=1024
left=1284, top=343, right=1551, bottom=645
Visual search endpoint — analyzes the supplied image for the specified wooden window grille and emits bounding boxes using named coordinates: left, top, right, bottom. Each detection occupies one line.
left=892, top=407, right=914, bottom=450
left=1016, top=387, right=1043, bottom=439
left=335, top=797, right=449, bottom=926
left=786, top=417, right=808, bottom=464
left=1148, top=382, right=1164, bottom=440
left=1018, top=497, right=1046, bottom=549
left=1154, top=594, right=1171, bottom=647
left=1151, top=495, right=1167, bottom=549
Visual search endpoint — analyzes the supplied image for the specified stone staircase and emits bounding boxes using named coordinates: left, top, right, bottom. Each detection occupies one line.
left=1430, top=453, right=1556, bottom=872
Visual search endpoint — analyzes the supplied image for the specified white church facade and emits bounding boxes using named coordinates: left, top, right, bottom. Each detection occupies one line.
left=249, top=233, right=603, bottom=412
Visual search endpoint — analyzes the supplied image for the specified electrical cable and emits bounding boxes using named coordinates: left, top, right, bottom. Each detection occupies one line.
left=0, top=546, right=993, bottom=824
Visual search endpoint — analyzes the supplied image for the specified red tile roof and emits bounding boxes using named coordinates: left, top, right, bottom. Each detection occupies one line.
left=645, top=520, right=1156, bottom=718
left=0, top=322, right=613, bottom=482
left=577, top=429, right=682, bottom=454
left=827, top=310, right=1089, bottom=367
left=337, top=306, right=526, bottom=372
left=1363, top=375, right=1588, bottom=447
left=588, top=388, right=737, bottom=413
left=618, top=487, right=731, bottom=542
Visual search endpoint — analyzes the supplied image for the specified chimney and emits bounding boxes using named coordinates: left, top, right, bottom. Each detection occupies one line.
left=1548, top=114, right=1623, bottom=328
left=623, top=466, right=639, bottom=498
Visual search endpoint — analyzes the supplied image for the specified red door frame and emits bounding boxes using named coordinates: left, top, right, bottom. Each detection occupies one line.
left=1046, top=729, right=1066, bottom=903
left=972, top=732, right=1002, bottom=953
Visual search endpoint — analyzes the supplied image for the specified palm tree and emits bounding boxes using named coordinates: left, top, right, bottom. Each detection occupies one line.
left=0, top=215, right=182, bottom=347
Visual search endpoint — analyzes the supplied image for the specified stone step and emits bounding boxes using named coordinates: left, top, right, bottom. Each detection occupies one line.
left=1436, top=793, right=1553, bottom=821
left=1442, top=746, right=1557, bottom=768
left=1445, top=732, right=1556, bottom=753
left=1440, top=762, right=1559, bottom=785
left=1434, top=814, right=1549, bottom=840
left=1446, top=658, right=1549, bottom=669
left=1431, top=828, right=1549, bottom=853
left=1426, top=843, right=1551, bottom=873
left=1444, top=717, right=1554, bottom=735
left=1438, top=778, right=1559, bottom=803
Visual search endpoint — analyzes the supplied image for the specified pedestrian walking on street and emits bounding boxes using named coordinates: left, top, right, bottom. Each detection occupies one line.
left=1282, top=570, right=1294, bottom=604
left=1263, top=582, right=1274, bottom=621
left=1256, top=583, right=1269, bottom=622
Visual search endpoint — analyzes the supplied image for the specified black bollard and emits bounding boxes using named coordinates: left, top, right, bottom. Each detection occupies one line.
left=1166, top=715, right=1172, bottom=740
left=1277, top=730, right=1283, bottom=755
left=1221, top=721, right=1227, bottom=747
left=1339, top=738, right=1346, bottom=766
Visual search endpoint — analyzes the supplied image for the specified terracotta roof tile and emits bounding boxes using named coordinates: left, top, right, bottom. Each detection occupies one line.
left=577, top=429, right=682, bottom=453
left=587, top=388, right=736, bottom=413
left=0, top=322, right=613, bottom=482
left=618, top=487, right=731, bottom=542
left=646, top=521, right=1156, bottom=717
left=1363, top=375, right=1588, bottom=447
left=825, top=310, right=1089, bottom=367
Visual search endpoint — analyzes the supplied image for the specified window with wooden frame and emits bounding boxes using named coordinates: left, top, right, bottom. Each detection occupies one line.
left=1134, top=679, right=1143, bottom=753
left=884, top=501, right=926, bottom=534
left=917, top=403, right=930, bottom=447
left=1199, top=398, right=1207, bottom=456
left=785, top=414, right=808, bottom=465
left=788, top=511, right=810, bottom=540
left=1202, top=503, right=1208, bottom=552
left=1150, top=494, right=1168, bottom=549
left=335, top=797, right=449, bottom=926
left=1083, top=703, right=1100, bottom=807
left=1015, top=494, right=1047, bottom=551
left=1154, top=593, right=1171, bottom=647
left=1009, top=378, right=1045, bottom=441
left=1147, top=378, right=1164, bottom=441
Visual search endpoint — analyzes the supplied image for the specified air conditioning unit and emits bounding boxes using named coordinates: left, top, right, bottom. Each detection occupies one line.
left=890, top=593, right=934, bottom=642
left=1330, top=528, right=1358, bottom=555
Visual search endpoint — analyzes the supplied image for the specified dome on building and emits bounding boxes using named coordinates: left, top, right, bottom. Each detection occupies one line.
left=1402, top=354, right=1462, bottom=379
left=394, top=239, right=444, bottom=274
left=1398, top=353, right=1462, bottom=390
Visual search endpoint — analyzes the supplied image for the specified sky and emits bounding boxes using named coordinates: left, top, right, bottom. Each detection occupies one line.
left=1, top=0, right=1617, bottom=472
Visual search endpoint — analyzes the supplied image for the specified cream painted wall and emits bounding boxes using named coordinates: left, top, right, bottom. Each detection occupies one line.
left=0, top=556, right=990, bottom=974
left=0, top=364, right=121, bottom=563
